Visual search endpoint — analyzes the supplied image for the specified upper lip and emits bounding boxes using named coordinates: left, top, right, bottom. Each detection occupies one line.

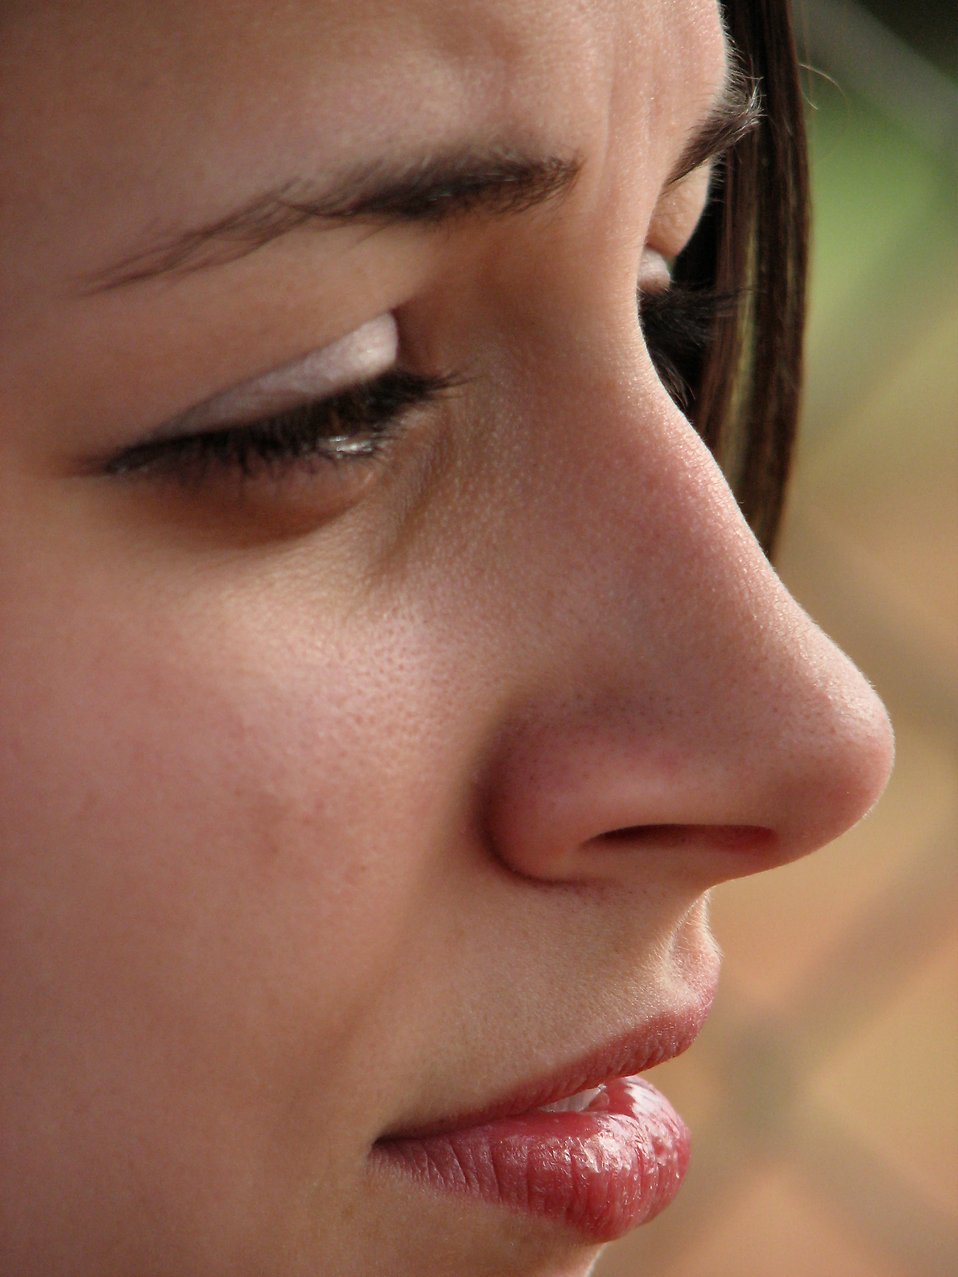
left=377, top=993, right=715, bottom=1142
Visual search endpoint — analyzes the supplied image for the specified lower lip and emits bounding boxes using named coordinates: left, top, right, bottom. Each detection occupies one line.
left=372, top=1075, right=690, bottom=1241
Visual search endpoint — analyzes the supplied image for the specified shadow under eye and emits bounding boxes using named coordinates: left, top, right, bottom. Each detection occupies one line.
left=97, top=454, right=387, bottom=550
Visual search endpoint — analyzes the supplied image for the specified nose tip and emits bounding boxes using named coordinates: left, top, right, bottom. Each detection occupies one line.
left=766, top=650, right=895, bottom=863
left=482, top=651, right=893, bottom=887
left=478, top=471, right=895, bottom=889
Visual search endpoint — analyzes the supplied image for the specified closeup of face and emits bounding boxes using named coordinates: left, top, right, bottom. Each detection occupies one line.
left=0, top=1, right=894, bottom=1274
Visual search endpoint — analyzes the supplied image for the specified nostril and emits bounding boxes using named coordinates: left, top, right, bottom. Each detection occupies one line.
left=593, top=824, right=777, bottom=854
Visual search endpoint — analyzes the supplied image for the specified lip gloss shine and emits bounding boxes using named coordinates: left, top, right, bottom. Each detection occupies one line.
left=373, top=1073, right=689, bottom=1240
left=371, top=1000, right=714, bottom=1241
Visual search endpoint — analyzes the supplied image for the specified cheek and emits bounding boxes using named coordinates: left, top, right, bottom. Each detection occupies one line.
left=0, top=571, right=443, bottom=1098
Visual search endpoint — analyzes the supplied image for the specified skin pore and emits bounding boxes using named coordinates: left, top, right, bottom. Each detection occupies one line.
left=0, top=2, right=893, bottom=1275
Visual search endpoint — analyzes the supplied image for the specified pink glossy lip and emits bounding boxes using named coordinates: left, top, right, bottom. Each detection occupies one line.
left=371, top=998, right=714, bottom=1242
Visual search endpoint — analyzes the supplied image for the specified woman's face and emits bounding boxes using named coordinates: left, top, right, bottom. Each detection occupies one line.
left=0, top=1, right=892, bottom=1273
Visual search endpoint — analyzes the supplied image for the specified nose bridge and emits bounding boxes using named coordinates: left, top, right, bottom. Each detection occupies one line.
left=478, top=361, right=894, bottom=884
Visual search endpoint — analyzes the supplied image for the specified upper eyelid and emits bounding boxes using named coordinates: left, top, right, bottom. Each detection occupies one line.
left=143, top=313, right=400, bottom=443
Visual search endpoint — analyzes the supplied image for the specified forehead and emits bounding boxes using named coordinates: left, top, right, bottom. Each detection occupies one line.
left=0, top=0, right=726, bottom=295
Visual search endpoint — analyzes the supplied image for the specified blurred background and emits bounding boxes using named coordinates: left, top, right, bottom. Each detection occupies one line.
left=598, top=1, right=957, bottom=1274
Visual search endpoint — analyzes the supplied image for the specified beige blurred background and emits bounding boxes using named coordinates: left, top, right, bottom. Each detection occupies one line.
left=597, top=3, right=957, bottom=1274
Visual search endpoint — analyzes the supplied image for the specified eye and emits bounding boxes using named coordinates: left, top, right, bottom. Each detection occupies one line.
left=103, top=367, right=456, bottom=482
left=639, top=281, right=739, bottom=412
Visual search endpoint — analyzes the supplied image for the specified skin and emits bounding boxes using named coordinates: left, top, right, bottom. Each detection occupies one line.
left=0, top=1, right=893, bottom=1274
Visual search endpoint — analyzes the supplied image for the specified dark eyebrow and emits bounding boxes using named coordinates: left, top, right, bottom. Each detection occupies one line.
left=80, top=74, right=760, bottom=295
left=666, top=72, right=762, bottom=189
left=79, top=149, right=583, bottom=293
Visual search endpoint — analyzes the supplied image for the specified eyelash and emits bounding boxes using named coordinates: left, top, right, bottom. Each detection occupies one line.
left=105, top=368, right=456, bottom=480
left=640, top=282, right=743, bottom=414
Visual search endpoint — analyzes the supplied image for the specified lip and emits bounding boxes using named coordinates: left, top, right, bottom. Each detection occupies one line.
left=371, top=993, right=714, bottom=1242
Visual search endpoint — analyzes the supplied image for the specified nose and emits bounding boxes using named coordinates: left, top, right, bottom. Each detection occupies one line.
left=479, top=361, right=894, bottom=888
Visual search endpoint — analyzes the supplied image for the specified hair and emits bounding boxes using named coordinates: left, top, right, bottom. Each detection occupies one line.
left=675, top=0, right=810, bottom=556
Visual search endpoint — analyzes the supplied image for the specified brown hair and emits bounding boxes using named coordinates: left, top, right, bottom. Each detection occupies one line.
left=679, top=0, right=810, bottom=554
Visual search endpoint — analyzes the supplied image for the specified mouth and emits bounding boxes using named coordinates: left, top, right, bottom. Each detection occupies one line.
left=370, top=995, right=714, bottom=1242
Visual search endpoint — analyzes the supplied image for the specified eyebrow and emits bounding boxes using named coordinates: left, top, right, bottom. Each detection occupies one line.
left=80, top=150, right=582, bottom=292
left=80, top=77, right=760, bottom=294
left=666, top=72, right=761, bottom=188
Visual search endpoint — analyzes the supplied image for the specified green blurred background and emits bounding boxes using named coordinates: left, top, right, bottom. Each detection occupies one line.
left=598, top=2, right=957, bottom=1273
